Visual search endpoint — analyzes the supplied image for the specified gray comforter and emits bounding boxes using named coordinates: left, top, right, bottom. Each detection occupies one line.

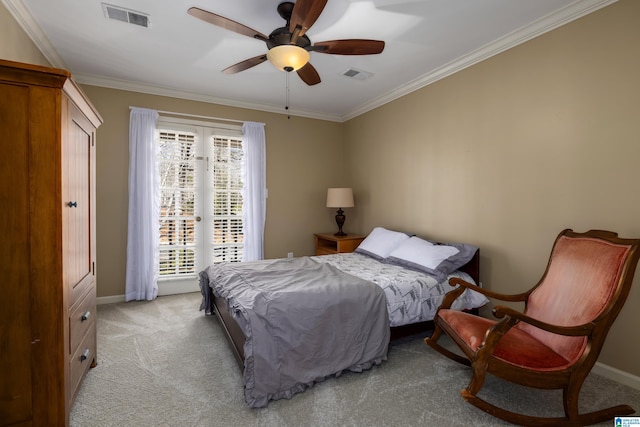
left=199, top=256, right=390, bottom=408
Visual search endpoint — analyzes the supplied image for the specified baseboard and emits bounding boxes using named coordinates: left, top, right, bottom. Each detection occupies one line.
left=96, top=284, right=199, bottom=305
left=158, top=280, right=199, bottom=296
left=97, top=295, right=125, bottom=305
left=593, top=361, right=640, bottom=391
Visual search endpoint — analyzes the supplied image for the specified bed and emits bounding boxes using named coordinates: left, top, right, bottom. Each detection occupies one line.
left=199, top=227, right=488, bottom=408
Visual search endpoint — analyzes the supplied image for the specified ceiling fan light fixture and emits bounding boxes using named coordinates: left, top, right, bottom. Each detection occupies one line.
left=267, top=45, right=310, bottom=72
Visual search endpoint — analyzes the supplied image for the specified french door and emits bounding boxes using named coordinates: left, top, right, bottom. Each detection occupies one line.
left=156, top=118, right=244, bottom=295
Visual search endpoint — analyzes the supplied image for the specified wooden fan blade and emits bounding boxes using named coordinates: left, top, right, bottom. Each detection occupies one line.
left=188, top=7, right=268, bottom=41
left=297, top=62, right=321, bottom=86
left=312, top=39, right=385, bottom=55
left=289, top=0, right=328, bottom=37
left=222, top=55, right=268, bottom=74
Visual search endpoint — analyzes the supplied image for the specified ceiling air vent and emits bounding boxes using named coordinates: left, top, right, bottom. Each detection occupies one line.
left=341, top=68, right=373, bottom=81
left=102, top=3, right=150, bottom=28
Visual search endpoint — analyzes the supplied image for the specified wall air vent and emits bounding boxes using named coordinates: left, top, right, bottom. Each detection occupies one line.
left=341, top=68, right=373, bottom=81
left=102, top=3, right=150, bottom=28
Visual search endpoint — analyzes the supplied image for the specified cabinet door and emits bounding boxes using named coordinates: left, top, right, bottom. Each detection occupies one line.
left=0, top=83, right=32, bottom=424
left=63, top=103, right=96, bottom=305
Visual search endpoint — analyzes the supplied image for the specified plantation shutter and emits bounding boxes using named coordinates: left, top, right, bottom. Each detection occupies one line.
left=158, top=130, right=197, bottom=276
left=210, top=136, right=244, bottom=263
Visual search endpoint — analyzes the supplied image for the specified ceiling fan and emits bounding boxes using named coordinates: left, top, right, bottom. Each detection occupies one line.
left=188, top=0, right=385, bottom=86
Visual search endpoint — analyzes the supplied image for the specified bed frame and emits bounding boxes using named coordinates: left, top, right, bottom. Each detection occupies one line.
left=209, top=249, right=481, bottom=369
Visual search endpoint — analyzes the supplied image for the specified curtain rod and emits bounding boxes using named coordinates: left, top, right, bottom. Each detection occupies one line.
left=129, top=106, right=264, bottom=126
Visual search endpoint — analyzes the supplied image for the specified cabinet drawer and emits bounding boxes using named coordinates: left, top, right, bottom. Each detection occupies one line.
left=70, top=273, right=94, bottom=307
left=69, top=284, right=96, bottom=354
left=69, top=327, right=96, bottom=401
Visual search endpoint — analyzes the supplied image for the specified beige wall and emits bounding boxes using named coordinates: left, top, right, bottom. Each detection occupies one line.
left=0, top=2, right=49, bottom=66
left=80, top=86, right=344, bottom=299
left=344, top=0, right=640, bottom=376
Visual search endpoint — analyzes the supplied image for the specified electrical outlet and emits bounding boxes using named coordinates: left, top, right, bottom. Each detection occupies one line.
left=287, top=252, right=293, bottom=259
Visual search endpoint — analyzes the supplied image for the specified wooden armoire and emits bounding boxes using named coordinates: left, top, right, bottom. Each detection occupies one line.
left=0, top=59, right=102, bottom=426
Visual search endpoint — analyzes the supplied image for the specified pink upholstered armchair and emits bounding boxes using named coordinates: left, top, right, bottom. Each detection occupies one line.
left=425, top=229, right=640, bottom=426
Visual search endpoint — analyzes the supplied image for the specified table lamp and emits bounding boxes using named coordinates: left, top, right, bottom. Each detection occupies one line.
left=326, top=188, right=354, bottom=236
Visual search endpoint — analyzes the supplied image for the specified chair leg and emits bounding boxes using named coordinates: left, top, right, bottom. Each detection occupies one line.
left=424, top=326, right=471, bottom=367
left=563, top=382, right=580, bottom=421
left=465, top=359, right=488, bottom=396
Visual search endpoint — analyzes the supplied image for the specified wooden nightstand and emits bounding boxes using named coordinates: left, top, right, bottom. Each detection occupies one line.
left=314, top=233, right=366, bottom=255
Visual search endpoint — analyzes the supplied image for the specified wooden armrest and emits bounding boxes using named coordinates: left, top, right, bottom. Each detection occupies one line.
left=448, top=277, right=529, bottom=302
left=476, top=314, right=519, bottom=360
left=438, top=285, right=466, bottom=310
left=492, top=305, right=594, bottom=336
left=475, top=306, right=594, bottom=360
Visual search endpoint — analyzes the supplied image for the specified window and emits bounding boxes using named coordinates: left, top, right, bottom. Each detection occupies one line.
left=157, top=119, right=244, bottom=283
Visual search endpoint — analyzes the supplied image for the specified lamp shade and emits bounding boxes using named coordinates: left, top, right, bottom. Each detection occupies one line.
left=267, top=45, right=310, bottom=71
left=326, top=188, right=354, bottom=208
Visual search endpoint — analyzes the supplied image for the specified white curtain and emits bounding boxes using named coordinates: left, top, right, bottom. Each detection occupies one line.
left=125, top=107, right=159, bottom=301
left=241, top=122, right=267, bottom=261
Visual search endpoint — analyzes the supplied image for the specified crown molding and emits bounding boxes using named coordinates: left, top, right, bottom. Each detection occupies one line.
left=73, top=73, right=343, bottom=122
left=342, top=0, right=618, bottom=122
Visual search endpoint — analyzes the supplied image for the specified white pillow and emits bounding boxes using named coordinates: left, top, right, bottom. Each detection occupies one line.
left=355, top=227, right=410, bottom=260
left=387, top=236, right=460, bottom=280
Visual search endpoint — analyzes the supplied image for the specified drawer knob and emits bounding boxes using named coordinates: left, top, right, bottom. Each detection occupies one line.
left=66, top=201, right=78, bottom=208
left=81, top=311, right=91, bottom=321
left=80, top=348, right=91, bottom=362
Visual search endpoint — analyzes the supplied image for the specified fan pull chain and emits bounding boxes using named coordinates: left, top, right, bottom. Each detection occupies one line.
left=285, top=68, right=291, bottom=119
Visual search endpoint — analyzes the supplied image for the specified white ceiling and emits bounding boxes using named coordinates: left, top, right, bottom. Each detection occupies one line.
left=6, top=0, right=615, bottom=121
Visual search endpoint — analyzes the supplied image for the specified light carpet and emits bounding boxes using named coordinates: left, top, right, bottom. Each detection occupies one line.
left=70, top=292, right=640, bottom=426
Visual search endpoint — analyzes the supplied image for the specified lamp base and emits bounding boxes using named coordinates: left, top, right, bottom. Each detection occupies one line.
left=334, top=208, right=346, bottom=236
